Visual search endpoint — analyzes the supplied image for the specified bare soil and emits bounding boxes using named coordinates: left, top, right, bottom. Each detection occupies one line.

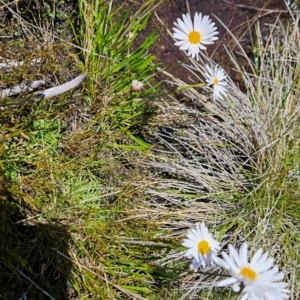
left=118, top=0, right=288, bottom=89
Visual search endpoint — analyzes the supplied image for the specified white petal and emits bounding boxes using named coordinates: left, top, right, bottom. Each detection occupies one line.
left=193, top=12, right=201, bottom=31
left=182, top=13, right=193, bottom=32
left=222, top=251, right=237, bottom=271
left=173, top=32, right=188, bottom=41
left=213, top=257, right=229, bottom=269
left=255, top=256, right=274, bottom=273
left=239, top=242, right=248, bottom=265
left=228, top=244, right=240, bottom=267
left=240, top=294, right=249, bottom=300
left=179, top=42, right=193, bottom=51
left=175, top=40, right=189, bottom=47
left=217, top=277, right=239, bottom=287
left=190, top=259, right=201, bottom=271
left=176, top=17, right=190, bottom=34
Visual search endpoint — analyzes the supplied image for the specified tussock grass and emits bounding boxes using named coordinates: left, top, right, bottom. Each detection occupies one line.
left=138, top=12, right=300, bottom=299
left=77, top=0, right=162, bottom=132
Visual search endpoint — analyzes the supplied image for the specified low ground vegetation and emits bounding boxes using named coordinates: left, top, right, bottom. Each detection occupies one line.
left=0, top=0, right=299, bottom=299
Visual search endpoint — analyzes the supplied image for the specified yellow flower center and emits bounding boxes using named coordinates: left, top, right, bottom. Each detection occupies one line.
left=213, top=77, right=219, bottom=86
left=188, top=30, right=201, bottom=44
left=240, top=266, right=257, bottom=281
left=197, top=240, right=210, bottom=255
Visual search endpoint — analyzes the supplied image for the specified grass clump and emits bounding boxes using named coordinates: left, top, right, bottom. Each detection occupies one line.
left=77, top=0, right=162, bottom=132
left=0, top=0, right=167, bottom=299
left=137, top=11, right=300, bottom=299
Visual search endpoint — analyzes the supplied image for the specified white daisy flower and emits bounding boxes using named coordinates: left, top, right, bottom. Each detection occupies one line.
left=173, top=12, right=219, bottom=60
left=214, top=242, right=290, bottom=300
left=204, top=64, right=228, bottom=100
left=182, top=222, right=220, bottom=271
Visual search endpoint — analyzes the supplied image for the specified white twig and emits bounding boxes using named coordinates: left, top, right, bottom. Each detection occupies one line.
left=0, top=80, right=45, bottom=98
left=0, top=58, right=41, bottom=72
left=35, top=75, right=87, bottom=99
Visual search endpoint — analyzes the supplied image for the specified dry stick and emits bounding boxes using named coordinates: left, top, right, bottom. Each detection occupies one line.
left=0, top=261, right=56, bottom=300
left=16, top=269, right=56, bottom=300
left=0, top=75, right=87, bottom=109
left=14, top=213, right=43, bottom=224
left=0, top=80, right=45, bottom=98
left=222, top=0, right=298, bottom=13
left=0, top=58, right=41, bottom=72
left=34, top=74, right=87, bottom=99
left=0, top=55, right=86, bottom=101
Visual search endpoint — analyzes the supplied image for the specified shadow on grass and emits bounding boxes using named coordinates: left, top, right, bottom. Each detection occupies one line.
left=0, top=174, right=73, bottom=300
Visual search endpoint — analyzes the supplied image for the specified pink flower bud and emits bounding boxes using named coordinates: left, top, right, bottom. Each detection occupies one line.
left=131, top=80, right=143, bottom=91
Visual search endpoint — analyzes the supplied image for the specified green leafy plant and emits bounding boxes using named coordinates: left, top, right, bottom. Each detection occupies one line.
left=77, top=0, right=162, bottom=131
